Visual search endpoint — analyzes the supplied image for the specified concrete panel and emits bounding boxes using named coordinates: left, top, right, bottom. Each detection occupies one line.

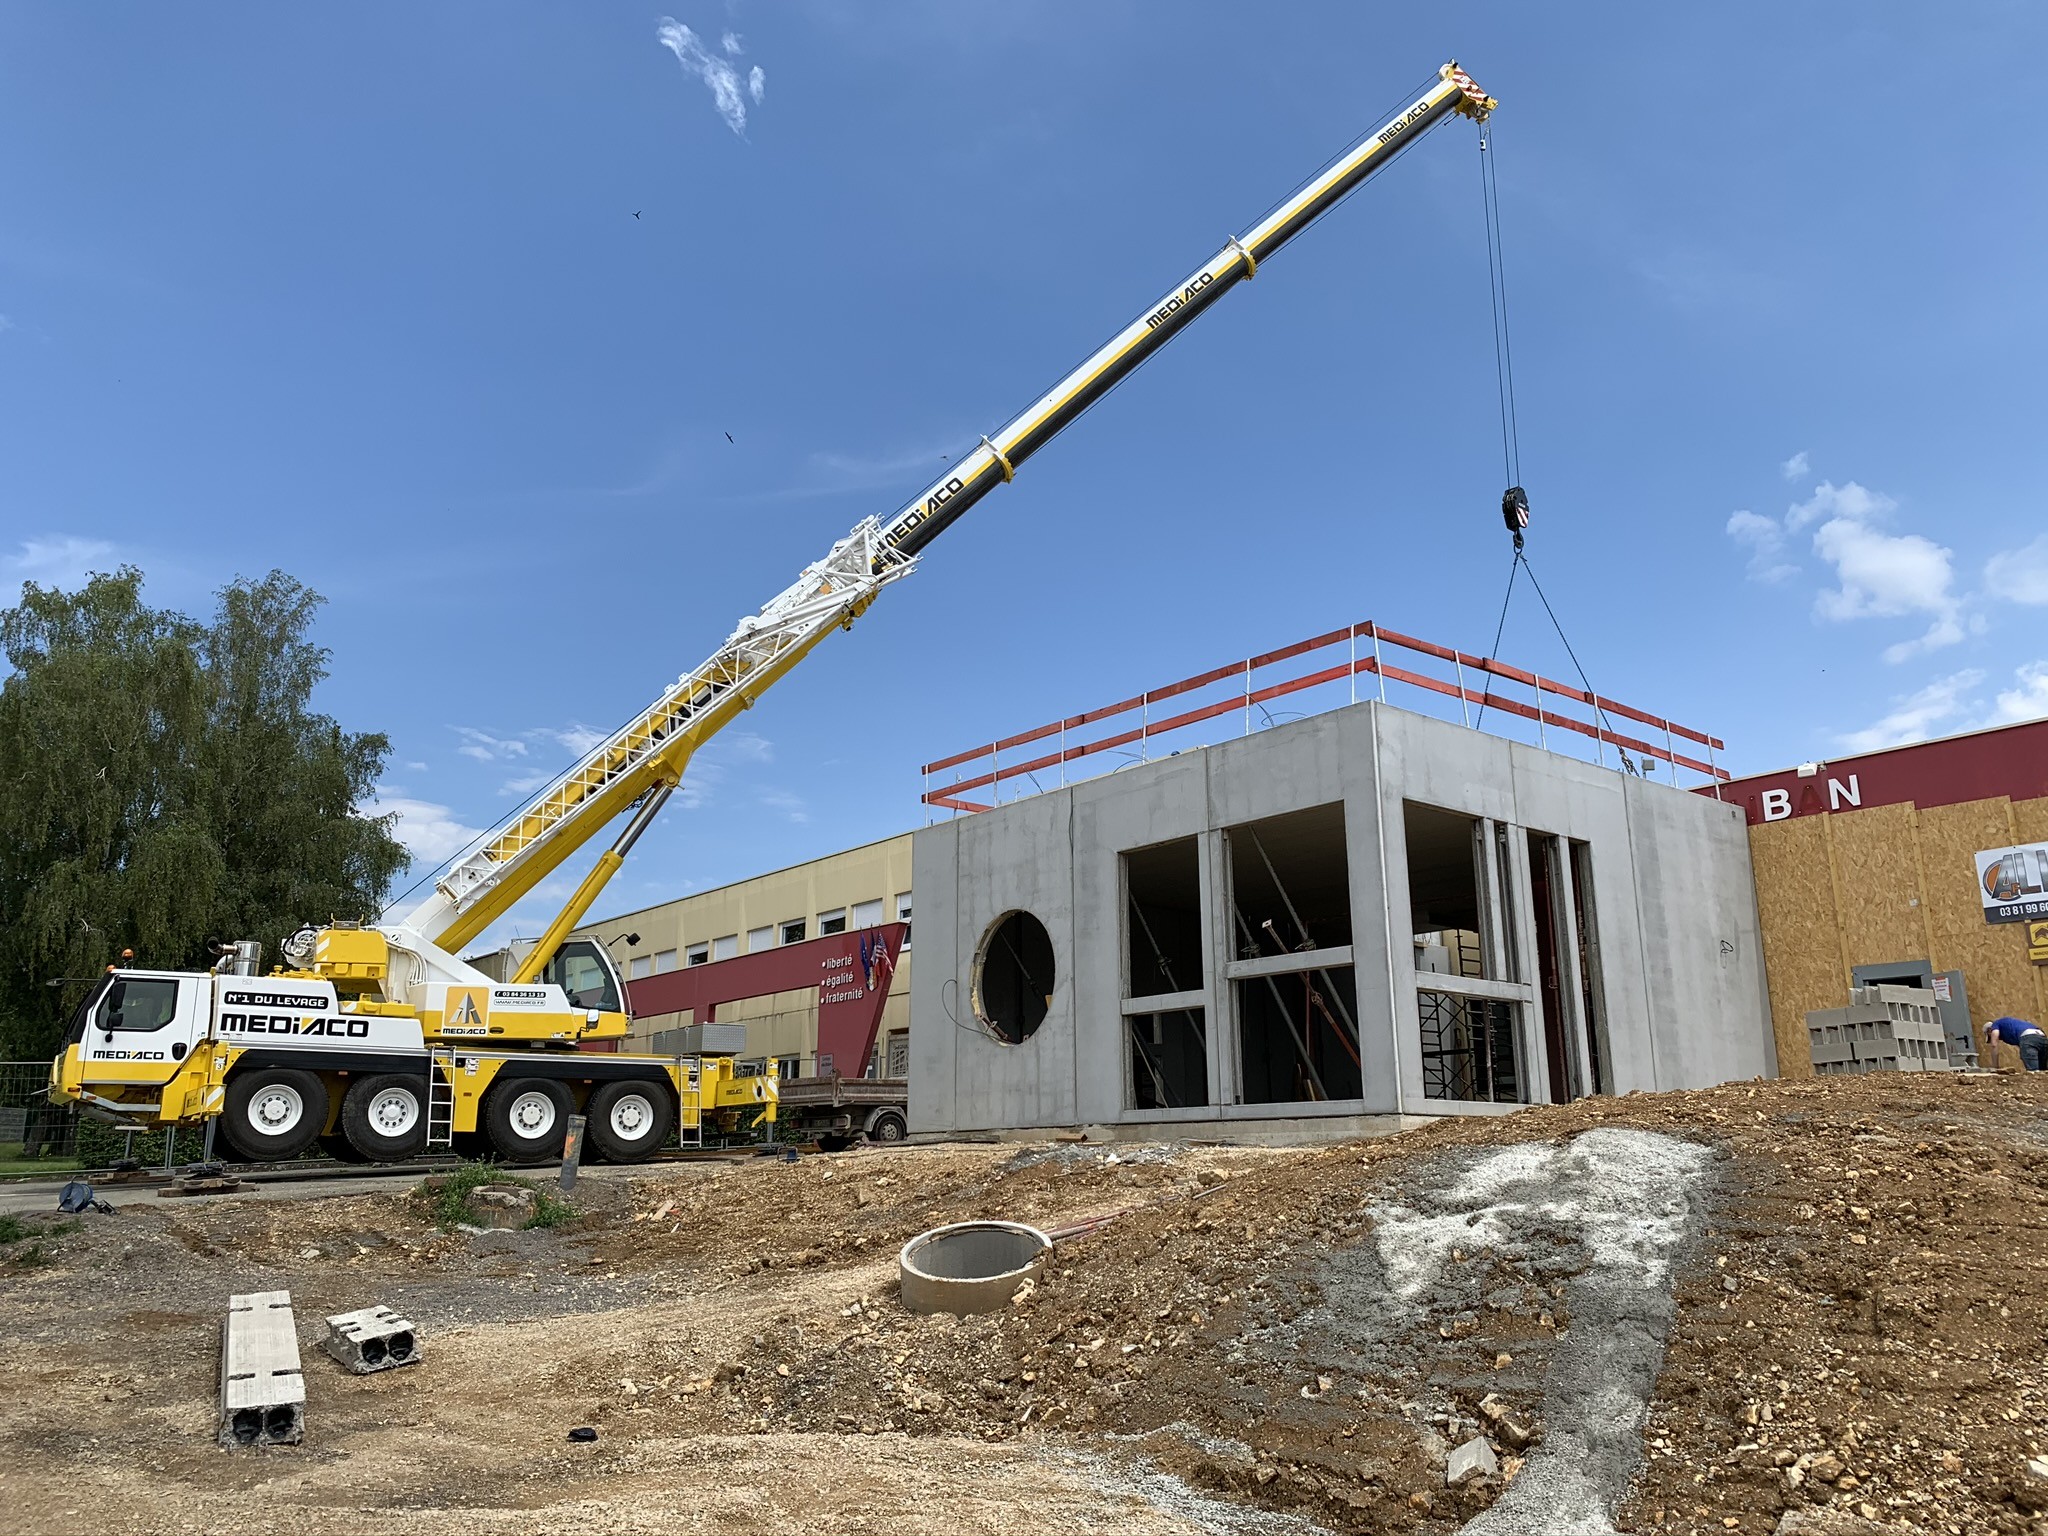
left=942, top=790, right=1079, bottom=1132
left=907, top=819, right=963, bottom=1134
left=1069, top=752, right=1213, bottom=1122
left=1621, top=775, right=1775, bottom=1090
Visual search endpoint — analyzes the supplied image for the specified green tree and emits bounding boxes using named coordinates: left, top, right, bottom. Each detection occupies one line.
left=0, top=567, right=408, bottom=1057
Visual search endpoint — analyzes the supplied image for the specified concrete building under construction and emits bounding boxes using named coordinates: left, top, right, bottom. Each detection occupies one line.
left=908, top=621, right=1776, bottom=1136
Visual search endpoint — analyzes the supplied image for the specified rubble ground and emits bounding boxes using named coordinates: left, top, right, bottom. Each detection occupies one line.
left=0, top=1072, right=2044, bottom=1536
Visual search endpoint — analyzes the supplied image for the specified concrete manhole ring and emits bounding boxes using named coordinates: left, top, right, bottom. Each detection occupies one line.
left=898, top=1220, right=1051, bottom=1315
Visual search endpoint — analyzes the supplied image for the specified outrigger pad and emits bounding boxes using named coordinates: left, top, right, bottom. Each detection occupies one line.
left=321, top=1305, right=422, bottom=1375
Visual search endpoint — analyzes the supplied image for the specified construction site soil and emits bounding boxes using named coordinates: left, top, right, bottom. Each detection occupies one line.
left=2, top=1072, right=2044, bottom=1535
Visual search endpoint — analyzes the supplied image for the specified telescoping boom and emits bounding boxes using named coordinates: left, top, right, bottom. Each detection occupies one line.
left=400, top=61, right=1496, bottom=977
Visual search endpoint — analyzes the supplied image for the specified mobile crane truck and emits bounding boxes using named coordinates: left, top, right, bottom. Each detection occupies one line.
left=47, top=63, right=1495, bottom=1166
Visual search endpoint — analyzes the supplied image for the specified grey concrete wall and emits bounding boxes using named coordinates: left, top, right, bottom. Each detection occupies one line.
left=909, top=699, right=1773, bottom=1136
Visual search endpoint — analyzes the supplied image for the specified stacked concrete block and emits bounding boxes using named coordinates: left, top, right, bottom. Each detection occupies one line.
left=1806, top=984, right=1955, bottom=1077
left=219, top=1290, right=305, bottom=1447
left=321, top=1305, right=422, bottom=1374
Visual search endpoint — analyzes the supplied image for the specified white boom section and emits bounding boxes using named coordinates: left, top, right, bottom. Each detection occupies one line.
left=395, top=61, right=1494, bottom=958
left=399, top=517, right=913, bottom=952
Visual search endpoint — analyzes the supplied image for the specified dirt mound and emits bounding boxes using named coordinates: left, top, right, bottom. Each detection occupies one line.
left=0, top=1074, right=2044, bottom=1535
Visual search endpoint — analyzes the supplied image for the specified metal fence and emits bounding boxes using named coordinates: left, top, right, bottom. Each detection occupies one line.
left=0, top=1060, right=75, bottom=1159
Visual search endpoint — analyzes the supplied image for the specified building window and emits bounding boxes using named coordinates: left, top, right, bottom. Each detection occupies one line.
left=1404, top=801, right=1533, bottom=1106
left=780, top=918, right=806, bottom=946
left=896, top=891, right=913, bottom=947
left=852, top=897, right=884, bottom=928
left=1122, top=837, right=1208, bottom=1110
left=713, top=934, right=738, bottom=961
left=653, top=948, right=678, bottom=974
left=776, top=1057, right=802, bottom=1081
left=628, top=955, right=653, bottom=981
left=818, top=908, right=847, bottom=936
left=747, top=925, right=774, bottom=954
left=686, top=942, right=710, bottom=967
left=1225, top=803, right=1361, bottom=1105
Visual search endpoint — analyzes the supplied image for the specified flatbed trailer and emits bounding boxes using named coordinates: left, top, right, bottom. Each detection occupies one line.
left=774, top=1075, right=908, bottom=1149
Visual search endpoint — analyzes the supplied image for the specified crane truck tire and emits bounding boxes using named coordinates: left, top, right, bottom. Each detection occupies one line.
left=585, top=1079, right=675, bottom=1164
left=482, top=1078, right=575, bottom=1165
left=340, top=1073, right=431, bottom=1162
left=221, top=1067, right=328, bottom=1163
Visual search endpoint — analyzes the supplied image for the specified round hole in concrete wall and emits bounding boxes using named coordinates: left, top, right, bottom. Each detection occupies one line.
left=972, top=910, right=1055, bottom=1044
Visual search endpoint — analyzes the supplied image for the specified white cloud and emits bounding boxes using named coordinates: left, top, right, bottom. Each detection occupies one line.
left=535, top=722, right=606, bottom=756
left=404, top=760, right=429, bottom=773
left=1793, top=480, right=1964, bottom=664
left=2, top=535, right=119, bottom=592
left=657, top=18, right=763, bottom=135
left=0, top=315, right=15, bottom=335
left=1991, top=661, right=2048, bottom=725
left=1726, top=510, right=1796, bottom=584
left=1985, top=535, right=2048, bottom=606
left=452, top=726, right=528, bottom=762
left=368, top=789, right=486, bottom=867
left=721, top=29, right=742, bottom=54
left=1785, top=478, right=1893, bottom=532
left=500, top=770, right=554, bottom=797
left=1837, top=669, right=1985, bottom=753
left=1780, top=450, right=1809, bottom=482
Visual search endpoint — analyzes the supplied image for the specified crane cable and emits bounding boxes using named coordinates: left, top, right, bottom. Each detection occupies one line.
left=1469, top=126, right=1639, bottom=775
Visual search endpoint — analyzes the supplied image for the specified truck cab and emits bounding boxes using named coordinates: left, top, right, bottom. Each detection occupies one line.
left=52, top=970, right=212, bottom=1111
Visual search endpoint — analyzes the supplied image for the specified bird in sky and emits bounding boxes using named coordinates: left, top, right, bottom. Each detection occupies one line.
left=724, top=432, right=734, bottom=443
left=632, top=211, right=641, bottom=220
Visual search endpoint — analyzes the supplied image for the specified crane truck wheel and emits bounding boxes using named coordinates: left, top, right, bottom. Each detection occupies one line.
left=341, top=1074, right=431, bottom=1162
left=221, top=1068, right=329, bottom=1163
left=585, top=1079, right=675, bottom=1164
left=482, top=1077, right=575, bottom=1164
left=867, top=1110, right=908, bottom=1144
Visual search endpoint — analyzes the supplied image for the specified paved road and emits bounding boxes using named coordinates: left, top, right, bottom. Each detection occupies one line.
left=0, top=1160, right=643, bottom=1217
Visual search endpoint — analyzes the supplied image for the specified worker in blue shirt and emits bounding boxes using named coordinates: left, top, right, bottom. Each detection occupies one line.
left=1983, top=1016, right=2047, bottom=1071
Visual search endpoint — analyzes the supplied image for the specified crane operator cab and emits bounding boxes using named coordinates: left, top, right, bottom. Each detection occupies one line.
left=539, top=939, right=627, bottom=1018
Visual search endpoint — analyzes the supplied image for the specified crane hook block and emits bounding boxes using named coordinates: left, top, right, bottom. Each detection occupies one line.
left=1501, top=486, right=1530, bottom=534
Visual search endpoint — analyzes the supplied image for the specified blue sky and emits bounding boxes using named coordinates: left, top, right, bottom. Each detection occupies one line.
left=4, top=4, right=2045, bottom=948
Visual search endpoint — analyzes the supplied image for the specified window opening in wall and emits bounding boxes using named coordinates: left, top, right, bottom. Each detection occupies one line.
left=896, top=892, right=913, bottom=947
left=1405, top=801, right=1528, bottom=1104
left=885, top=1029, right=910, bottom=1078
left=1128, top=1009, right=1208, bottom=1109
left=686, top=942, right=710, bottom=967
left=1528, top=832, right=1574, bottom=1104
left=1225, top=803, right=1362, bottom=1104
left=819, top=908, right=848, bottom=936
left=654, top=948, right=678, bottom=974
left=780, top=918, right=807, bottom=946
left=1122, top=837, right=1208, bottom=1109
left=853, top=897, right=884, bottom=928
left=713, top=934, right=738, bottom=961
left=1568, top=841, right=1611, bottom=1094
left=973, top=910, right=1053, bottom=1044
left=746, top=926, right=773, bottom=954
left=628, top=955, right=653, bottom=981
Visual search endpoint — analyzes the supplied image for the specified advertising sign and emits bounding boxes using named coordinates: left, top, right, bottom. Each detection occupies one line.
left=1976, top=841, right=2048, bottom=925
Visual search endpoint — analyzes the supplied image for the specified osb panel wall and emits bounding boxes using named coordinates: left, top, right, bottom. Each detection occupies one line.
left=1749, top=793, right=2048, bottom=1075
left=1748, top=815, right=1839, bottom=1077
left=1828, top=803, right=1929, bottom=968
